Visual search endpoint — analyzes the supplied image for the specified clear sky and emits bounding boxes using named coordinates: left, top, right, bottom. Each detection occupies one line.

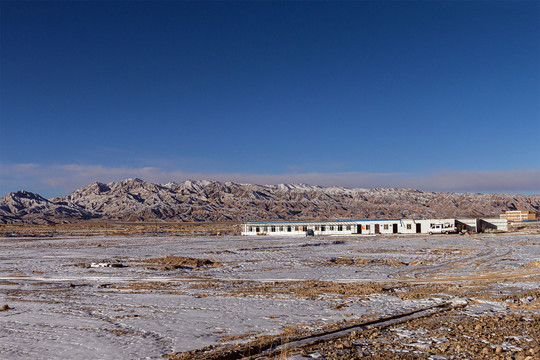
left=1, top=1, right=539, bottom=198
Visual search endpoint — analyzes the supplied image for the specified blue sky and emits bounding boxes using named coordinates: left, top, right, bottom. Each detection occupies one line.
left=1, top=1, right=539, bottom=197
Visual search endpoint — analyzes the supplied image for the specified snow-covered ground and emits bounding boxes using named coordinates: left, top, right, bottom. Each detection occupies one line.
left=0, top=233, right=538, bottom=359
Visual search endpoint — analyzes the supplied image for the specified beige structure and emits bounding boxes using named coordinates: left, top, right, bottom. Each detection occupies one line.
left=500, top=210, right=537, bottom=221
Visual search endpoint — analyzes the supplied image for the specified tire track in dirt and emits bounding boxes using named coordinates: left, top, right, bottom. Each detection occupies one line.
left=70, top=295, right=174, bottom=356
left=403, top=268, right=540, bottom=284
left=391, top=248, right=513, bottom=280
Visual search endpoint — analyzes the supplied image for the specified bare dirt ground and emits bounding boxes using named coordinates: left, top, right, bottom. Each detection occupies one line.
left=0, top=221, right=240, bottom=237
left=0, top=221, right=539, bottom=359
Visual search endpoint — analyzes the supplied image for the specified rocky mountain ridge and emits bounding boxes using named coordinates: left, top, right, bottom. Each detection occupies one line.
left=1, top=178, right=539, bottom=224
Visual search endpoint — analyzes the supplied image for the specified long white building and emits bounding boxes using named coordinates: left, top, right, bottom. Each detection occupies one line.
left=241, top=218, right=507, bottom=236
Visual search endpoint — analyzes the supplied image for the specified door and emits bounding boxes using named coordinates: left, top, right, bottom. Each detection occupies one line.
left=375, top=224, right=380, bottom=234
left=356, top=225, right=362, bottom=234
left=393, top=223, right=398, bottom=234
left=416, top=224, right=421, bottom=233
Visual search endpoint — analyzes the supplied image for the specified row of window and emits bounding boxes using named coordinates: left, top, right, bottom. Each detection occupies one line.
left=247, top=224, right=411, bottom=232
left=248, top=225, right=355, bottom=232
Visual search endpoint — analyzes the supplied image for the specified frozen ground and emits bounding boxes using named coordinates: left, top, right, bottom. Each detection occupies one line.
left=0, top=232, right=539, bottom=359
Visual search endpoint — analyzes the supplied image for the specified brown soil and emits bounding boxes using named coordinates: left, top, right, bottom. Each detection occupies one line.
left=140, top=255, right=221, bottom=270
left=113, top=281, right=186, bottom=293
left=232, top=280, right=389, bottom=299
left=107, top=329, right=139, bottom=336
left=292, top=311, right=540, bottom=360
left=186, top=280, right=391, bottom=299
left=323, top=257, right=407, bottom=267
left=0, top=221, right=239, bottom=237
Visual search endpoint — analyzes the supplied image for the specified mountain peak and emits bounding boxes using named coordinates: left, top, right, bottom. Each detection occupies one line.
left=1, top=178, right=538, bottom=224
left=10, top=189, right=46, bottom=199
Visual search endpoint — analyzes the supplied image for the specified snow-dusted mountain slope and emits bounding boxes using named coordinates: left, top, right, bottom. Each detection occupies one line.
left=1, top=178, right=538, bottom=224
left=0, top=190, right=97, bottom=224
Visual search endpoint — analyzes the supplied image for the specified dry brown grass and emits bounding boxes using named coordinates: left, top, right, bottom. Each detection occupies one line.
left=218, top=331, right=264, bottom=343
left=112, top=281, right=185, bottom=294
left=323, top=257, right=407, bottom=267
left=187, top=279, right=391, bottom=299
left=140, top=255, right=221, bottom=270
left=107, top=329, right=138, bottom=336
left=0, top=221, right=240, bottom=237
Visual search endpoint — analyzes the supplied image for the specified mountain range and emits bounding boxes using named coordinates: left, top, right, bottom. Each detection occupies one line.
left=1, top=178, right=538, bottom=224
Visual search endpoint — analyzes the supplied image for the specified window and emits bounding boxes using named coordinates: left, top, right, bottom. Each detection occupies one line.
left=287, top=226, right=292, bottom=232
left=321, top=226, right=326, bottom=231
left=338, top=225, right=343, bottom=231
left=406, top=224, right=412, bottom=230
left=384, top=224, right=389, bottom=230
left=256, top=227, right=260, bottom=233
left=263, top=226, right=268, bottom=232
left=315, top=226, right=320, bottom=231
left=366, top=225, right=370, bottom=230
left=271, top=226, right=276, bottom=232
left=249, top=227, right=253, bottom=232
left=346, top=225, right=351, bottom=231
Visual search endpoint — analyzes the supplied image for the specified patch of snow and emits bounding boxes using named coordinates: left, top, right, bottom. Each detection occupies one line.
left=464, top=299, right=509, bottom=316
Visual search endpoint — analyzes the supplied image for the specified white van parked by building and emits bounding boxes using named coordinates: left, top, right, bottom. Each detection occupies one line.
left=428, top=223, right=457, bottom=235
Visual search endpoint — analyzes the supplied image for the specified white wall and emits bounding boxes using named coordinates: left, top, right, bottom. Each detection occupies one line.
left=478, top=218, right=508, bottom=231
left=242, top=218, right=507, bottom=236
left=243, top=220, right=426, bottom=235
